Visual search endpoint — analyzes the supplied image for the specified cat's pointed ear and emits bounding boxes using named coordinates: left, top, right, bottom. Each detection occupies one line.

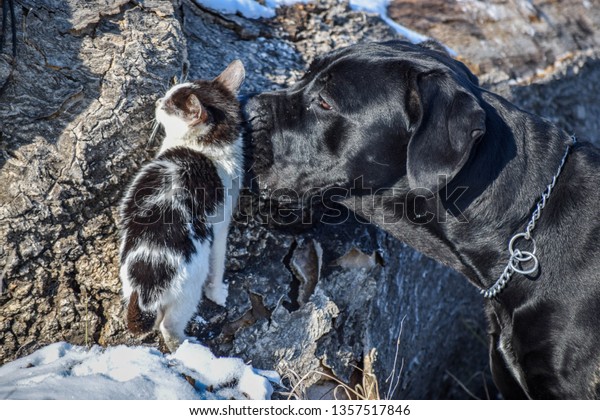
left=186, top=94, right=206, bottom=126
left=215, top=60, right=245, bottom=94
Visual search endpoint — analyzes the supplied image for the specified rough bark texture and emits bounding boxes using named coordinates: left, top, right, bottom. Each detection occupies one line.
left=1, top=0, right=598, bottom=399
left=389, top=0, right=600, bottom=82
left=0, top=0, right=186, bottom=359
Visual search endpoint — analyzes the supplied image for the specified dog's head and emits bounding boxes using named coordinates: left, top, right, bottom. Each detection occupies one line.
left=246, top=41, right=486, bottom=199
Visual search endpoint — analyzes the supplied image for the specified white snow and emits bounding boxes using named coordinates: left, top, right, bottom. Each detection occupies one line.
left=348, top=0, right=429, bottom=43
left=348, top=1, right=456, bottom=54
left=194, top=0, right=312, bottom=19
left=194, top=0, right=453, bottom=53
left=195, top=0, right=428, bottom=44
left=0, top=341, right=279, bottom=400
left=195, top=0, right=274, bottom=19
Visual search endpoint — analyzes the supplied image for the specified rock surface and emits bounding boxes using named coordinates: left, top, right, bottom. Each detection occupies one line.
left=503, top=52, right=600, bottom=146
left=1, top=0, right=598, bottom=399
left=389, top=0, right=600, bottom=82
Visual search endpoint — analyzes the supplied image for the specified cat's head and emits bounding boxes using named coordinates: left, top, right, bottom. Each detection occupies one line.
left=155, top=60, right=245, bottom=145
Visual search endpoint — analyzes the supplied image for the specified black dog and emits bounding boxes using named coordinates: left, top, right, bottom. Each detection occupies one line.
left=246, top=40, right=600, bottom=399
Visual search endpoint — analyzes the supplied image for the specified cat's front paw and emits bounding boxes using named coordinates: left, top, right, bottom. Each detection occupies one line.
left=204, top=281, right=229, bottom=306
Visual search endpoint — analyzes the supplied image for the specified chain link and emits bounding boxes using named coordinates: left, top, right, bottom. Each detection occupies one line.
left=482, top=136, right=576, bottom=299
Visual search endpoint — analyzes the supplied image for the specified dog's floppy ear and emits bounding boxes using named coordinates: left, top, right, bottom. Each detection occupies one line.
left=406, top=71, right=486, bottom=192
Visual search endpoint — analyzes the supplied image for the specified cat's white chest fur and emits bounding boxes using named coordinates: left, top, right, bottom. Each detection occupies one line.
left=213, top=142, right=243, bottom=253
left=199, top=136, right=244, bottom=205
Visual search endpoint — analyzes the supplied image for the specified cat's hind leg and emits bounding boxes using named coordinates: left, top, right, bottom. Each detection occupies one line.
left=159, top=302, right=191, bottom=352
left=126, top=291, right=157, bottom=334
left=159, top=241, right=210, bottom=352
left=204, top=221, right=229, bottom=306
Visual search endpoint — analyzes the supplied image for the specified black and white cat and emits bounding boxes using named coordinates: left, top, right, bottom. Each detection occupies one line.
left=119, top=61, right=245, bottom=352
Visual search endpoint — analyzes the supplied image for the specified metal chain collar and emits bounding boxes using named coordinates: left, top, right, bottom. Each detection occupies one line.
left=482, top=135, right=577, bottom=299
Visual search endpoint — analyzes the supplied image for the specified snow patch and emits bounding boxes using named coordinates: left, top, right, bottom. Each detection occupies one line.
left=194, top=0, right=450, bottom=53
left=0, top=341, right=279, bottom=400
left=170, top=341, right=278, bottom=400
left=194, top=0, right=312, bottom=19
left=348, top=0, right=429, bottom=43
left=195, top=0, right=274, bottom=19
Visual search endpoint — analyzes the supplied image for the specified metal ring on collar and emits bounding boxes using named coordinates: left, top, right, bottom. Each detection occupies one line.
left=508, top=233, right=537, bottom=259
left=509, top=251, right=539, bottom=275
left=513, top=248, right=533, bottom=263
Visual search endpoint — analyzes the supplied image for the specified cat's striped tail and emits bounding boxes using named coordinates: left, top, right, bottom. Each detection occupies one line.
left=126, top=291, right=157, bottom=334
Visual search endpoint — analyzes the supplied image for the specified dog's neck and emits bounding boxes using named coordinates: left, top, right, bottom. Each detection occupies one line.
left=343, top=91, right=577, bottom=297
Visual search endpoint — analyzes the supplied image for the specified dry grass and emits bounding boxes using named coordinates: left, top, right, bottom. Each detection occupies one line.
left=281, top=363, right=381, bottom=401
left=281, top=316, right=406, bottom=401
left=280, top=317, right=407, bottom=401
left=383, top=315, right=406, bottom=399
left=278, top=313, right=493, bottom=400
left=446, top=370, right=492, bottom=400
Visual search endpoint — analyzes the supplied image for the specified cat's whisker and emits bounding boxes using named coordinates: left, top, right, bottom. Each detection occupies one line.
left=180, top=70, right=189, bottom=84
left=161, top=77, right=175, bottom=96
left=311, top=106, right=321, bottom=125
left=147, top=120, right=161, bottom=147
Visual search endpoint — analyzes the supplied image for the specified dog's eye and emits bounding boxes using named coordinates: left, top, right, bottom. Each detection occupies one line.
left=319, top=95, right=332, bottom=111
